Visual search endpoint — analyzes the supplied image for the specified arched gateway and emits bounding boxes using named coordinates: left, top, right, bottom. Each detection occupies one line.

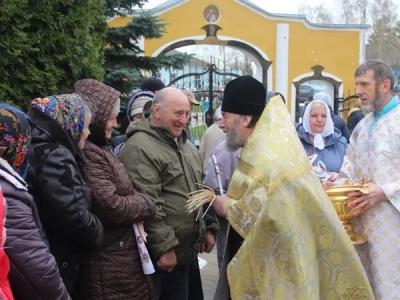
left=108, top=0, right=368, bottom=122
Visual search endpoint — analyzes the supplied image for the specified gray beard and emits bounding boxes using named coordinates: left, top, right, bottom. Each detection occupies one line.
left=225, top=119, right=242, bottom=152
left=361, top=91, right=384, bottom=113
left=361, top=103, right=375, bottom=113
left=225, top=136, right=241, bottom=152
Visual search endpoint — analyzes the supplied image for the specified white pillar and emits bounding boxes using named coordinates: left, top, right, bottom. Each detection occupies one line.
left=359, top=30, right=366, bottom=64
left=253, top=59, right=263, bottom=83
left=275, top=24, right=290, bottom=100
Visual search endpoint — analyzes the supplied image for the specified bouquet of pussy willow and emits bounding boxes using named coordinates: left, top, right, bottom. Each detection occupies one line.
left=186, top=154, right=224, bottom=220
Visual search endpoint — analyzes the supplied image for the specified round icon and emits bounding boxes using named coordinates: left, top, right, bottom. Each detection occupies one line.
left=204, top=5, right=220, bottom=24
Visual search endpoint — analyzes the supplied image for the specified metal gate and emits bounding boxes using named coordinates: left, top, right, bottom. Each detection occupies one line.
left=168, top=64, right=241, bottom=145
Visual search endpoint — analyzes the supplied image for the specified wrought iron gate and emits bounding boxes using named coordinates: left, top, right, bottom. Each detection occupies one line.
left=168, top=64, right=241, bottom=127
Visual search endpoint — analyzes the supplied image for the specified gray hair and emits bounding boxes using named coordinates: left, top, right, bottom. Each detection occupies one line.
left=81, top=99, right=94, bottom=124
left=150, top=89, right=169, bottom=118
left=355, top=59, right=395, bottom=93
left=153, top=89, right=169, bottom=108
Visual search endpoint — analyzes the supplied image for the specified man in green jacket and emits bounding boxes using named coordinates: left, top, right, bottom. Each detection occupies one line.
left=119, top=87, right=217, bottom=300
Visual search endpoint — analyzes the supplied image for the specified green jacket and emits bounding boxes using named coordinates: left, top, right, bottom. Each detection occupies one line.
left=119, top=120, right=215, bottom=265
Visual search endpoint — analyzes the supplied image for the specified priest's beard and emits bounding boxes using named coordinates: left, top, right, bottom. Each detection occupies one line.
left=362, top=88, right=384, bottom=113
left=225, top=116, right=242, bottom=152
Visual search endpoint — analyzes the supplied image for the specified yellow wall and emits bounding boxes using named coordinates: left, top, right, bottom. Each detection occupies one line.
left=108, top=0, right=361, bottom=114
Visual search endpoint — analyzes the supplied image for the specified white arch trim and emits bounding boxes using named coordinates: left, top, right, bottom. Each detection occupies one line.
left=150, top=35, right=272, bottom=89
left=290, top=71, right=344, bottom=123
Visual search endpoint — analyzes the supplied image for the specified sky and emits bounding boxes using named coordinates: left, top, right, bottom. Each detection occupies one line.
left=142, top=0, right=400, bottom=15
left=142, top=0, right=334, bottom=14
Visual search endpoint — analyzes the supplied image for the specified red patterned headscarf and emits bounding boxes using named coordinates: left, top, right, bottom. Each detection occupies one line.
left=0, top=105, right=32, bottom=177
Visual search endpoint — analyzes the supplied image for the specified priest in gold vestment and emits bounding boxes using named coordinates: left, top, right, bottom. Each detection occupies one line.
left=212, top=76, right=374, bottom=300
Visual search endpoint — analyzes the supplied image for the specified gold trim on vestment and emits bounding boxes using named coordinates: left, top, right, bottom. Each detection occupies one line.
left=237, top=159, right=312, bottom=194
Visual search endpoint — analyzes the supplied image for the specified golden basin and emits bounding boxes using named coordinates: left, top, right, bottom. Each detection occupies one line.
left=326, top=184, right=370, bottom=244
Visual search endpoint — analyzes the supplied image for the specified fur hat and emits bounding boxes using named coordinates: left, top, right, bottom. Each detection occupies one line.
left=222, top=76, right=266, bottom=116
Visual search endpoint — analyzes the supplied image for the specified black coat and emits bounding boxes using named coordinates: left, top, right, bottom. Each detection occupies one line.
left=1, top=161, right=70, bottom=300
left=26, top=108, right=103, bottom=295
left=347, top=109, right=365, bottom=134
left=328, top=107, right=350, bottom=143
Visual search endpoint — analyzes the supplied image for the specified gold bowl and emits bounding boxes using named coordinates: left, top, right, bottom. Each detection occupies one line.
left=326, top=184, right=370, bottom=244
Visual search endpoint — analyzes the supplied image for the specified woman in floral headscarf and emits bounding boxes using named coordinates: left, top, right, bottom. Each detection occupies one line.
left=26, top=94, right=103, bottom=296
left=0, top=104, right=70, bottom=300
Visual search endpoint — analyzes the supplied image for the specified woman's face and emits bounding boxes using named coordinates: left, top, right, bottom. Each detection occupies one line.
left=105, top=114, right=118, bottom=139
left=132, top=113, right=142, bottom=122
left=309, top=106, right=327, bottom=134
left=77, top=113, right=92, bottom=150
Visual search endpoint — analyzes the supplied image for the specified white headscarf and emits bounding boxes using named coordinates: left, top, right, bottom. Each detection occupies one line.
left=302, top=100, right=334, bottom=150
left=214, top=106, right=222, bottom=120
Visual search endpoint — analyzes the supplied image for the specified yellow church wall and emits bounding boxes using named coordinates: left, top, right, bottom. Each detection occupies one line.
left=108, top=0, right=362, bottom=116
left=288, top=24, right=360, bottom=97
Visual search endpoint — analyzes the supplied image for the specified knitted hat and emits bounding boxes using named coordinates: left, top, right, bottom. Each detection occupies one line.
left=31, top=94, right=86, bottom=143
left=130, top=97, right=151, bottom=118
left=126, top=91, right=154, bottom=121
left=222, top=76, right=266, bottom=116
left=140, top=77, right=165, bottom=93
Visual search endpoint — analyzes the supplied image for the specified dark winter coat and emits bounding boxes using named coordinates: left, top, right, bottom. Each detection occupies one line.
left=26, top=108, right=103, bottom=295
left=74, top=79, right=157, bottom=300
left=347, top=108, right=365, bottom=134
left=328, top=106, right=350, bottom=142
left=296, top=124, right=348, bottom=173
left=0, top=160, right=70, bottom=300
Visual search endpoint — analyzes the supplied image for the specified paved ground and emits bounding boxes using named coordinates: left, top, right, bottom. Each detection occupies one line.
left=199, top=248, right=219, bottom=300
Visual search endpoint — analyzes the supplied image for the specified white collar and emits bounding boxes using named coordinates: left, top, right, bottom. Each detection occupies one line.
left=0, top=158, right=27, bottom=191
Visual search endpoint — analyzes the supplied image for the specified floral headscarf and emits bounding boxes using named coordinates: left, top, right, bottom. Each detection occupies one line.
left=0, top=105, right=32, bottom=178
left=31, top=93, right=86, bottom=143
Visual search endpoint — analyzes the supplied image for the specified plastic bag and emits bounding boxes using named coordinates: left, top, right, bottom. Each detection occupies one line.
left=308, top=154, right=331, bottom=182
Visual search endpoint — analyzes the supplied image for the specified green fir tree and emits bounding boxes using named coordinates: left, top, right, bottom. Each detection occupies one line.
left=104, top=0, right=191, bottom=96
left=0, top=0, right=107, bottom=109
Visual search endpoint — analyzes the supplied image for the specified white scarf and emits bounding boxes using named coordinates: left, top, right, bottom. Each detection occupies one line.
left=302, top=100, right=334, bottom=150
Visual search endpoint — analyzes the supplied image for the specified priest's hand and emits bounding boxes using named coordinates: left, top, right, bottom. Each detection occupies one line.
left=200, top=230, right=216, bottom=253
left=347, top=183, right=389, bottom=213
left=157, top=249, right=177, bottom=272
left=213, top=195, right=229, bottom=217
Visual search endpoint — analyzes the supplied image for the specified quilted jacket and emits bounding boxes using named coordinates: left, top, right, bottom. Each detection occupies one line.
left=0, top=159, right=70, bottom=300
left=74, top=79, right=157, bottom=300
